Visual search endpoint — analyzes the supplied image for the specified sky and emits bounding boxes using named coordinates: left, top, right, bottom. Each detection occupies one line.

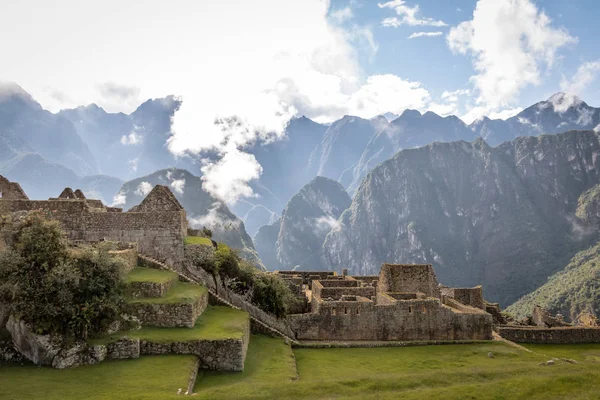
left=1, top=0, right=600, bottom=202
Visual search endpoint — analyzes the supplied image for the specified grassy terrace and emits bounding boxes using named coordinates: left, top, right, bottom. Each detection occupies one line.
left=0, top=355, right=197, bottom=400
left=125, top=267, right=178, bottom=284
left=193, top=340, right=600, bottom=400
left=126, top=281, right=206, bottom=305
left=184, top=236, right=213, bottom=246
left=4, top=337, right=600, bottom=399
left=90, top=306, right=249, bottom=345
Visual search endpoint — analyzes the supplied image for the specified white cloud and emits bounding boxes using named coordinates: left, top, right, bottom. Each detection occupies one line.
left=134, top=181, right=153, bottom=197
left=447, top=0, right=576, bottom=110
left=111, top=191, right=127, bottom=207
left=170, top=178, right=185, bottom=194
left=331, top=6, right=353, bottom=23
left=560, top=60, right=600, bottom=97
left=314, top=215, right=342, bottom=234
left=347, top=74, right=430, bottom=118
left=0, top=0, right=434, bottom=204
left=427, top=102, right=458, bottom=117
left=378, top=0, right=447, bottom=27
left=461, top=105, right=523, bottom=124
left=120, top=131, right=142, bottom=145
left=441, top=89, right=470, bottom=102
left=408, top=31, right=443, bottom=39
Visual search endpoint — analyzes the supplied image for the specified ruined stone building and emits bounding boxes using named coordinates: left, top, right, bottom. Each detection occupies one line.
left=279, top=263, right=493, bottom=341
left=0, top=175, right=187, bottom=265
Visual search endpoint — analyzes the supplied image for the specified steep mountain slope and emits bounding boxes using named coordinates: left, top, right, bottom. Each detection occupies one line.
left=506, top=242, right=600, bottom=321
left=115, top=168, right=262, bottom=267
left=0, top=82, right=98, bottom=176
left=58, top=96, right=197, bottom=180
left=0, top=153, right=122, bottom=203
left=242, top=205, right=279, bottom=237
left=346, top=111, right=475, bottom=193
left=324, top=130, right=600, bottom=306
left=470, top=93, right=600, bottom=145
left=253, top=218, right=282, bottom=271
left=265, top=177, right=351, bottom=270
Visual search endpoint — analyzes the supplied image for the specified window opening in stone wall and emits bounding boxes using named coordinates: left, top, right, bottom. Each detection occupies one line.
left=356, top=307, right=360, bottom=315
left=422, top=306, right=427, bottom=313
left=332, top=309, right=336, bottom=315
left=344, top=307, right=348, bottom=315
left=0, top=191, right=3, bottom=198
left=409, top=306, right=412, bottom=313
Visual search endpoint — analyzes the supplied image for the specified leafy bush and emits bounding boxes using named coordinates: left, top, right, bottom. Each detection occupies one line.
left=191, top=243, right=294, bottom=317
left=0, top=212, right=125, bottom=340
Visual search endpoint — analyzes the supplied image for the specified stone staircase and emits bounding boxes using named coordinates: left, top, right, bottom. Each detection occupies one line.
left=137, top=254, right=299, bottom=345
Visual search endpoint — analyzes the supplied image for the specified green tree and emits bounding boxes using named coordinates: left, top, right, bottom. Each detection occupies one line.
left=0, top=212, right=125, bottom=340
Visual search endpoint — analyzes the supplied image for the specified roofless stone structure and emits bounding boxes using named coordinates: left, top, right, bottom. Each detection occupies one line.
left=0, top=176, right=187, bottom=265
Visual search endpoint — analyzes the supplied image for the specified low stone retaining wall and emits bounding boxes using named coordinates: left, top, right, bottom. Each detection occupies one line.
left=106, top=338, right=140, bottom=360
left=128, top=293, right=208, bottom=328
left=128, top=279, right=174, bottom=298
left=498, top=326, right=600, bottom=344
left=140, top=321, right=249, bottom=372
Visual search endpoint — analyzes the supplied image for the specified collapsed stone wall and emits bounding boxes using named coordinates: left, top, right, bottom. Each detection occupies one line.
left=498, top=326, right=600, bottom=344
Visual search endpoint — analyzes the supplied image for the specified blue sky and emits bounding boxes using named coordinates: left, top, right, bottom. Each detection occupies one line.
left=328, top=0, right=600, bottom=121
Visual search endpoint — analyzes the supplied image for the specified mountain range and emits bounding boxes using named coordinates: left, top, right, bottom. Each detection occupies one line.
left=3, top=81, right=600, bottom=308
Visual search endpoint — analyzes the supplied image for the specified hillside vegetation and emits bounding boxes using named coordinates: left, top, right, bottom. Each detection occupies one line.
left=507, top=242, right=600, bottom=321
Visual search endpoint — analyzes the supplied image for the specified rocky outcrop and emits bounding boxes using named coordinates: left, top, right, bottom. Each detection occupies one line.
left=6, top=316, right=105, bottom=369
left=576, top=310, right=600, bottom=327
left=324, top=131, right=600, bottom=307
left=273, top=177, right=351, bottom=270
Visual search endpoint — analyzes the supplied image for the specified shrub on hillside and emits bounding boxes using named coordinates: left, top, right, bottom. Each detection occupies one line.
left=190, top=243, right=294, bottom=318
left=0, top=212, right=125, bottom=341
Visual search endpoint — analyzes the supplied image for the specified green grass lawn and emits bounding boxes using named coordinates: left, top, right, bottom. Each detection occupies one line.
left=184, top=236, right=213, bottom=246
left=125, top=266, right=178, bottom=284
left=194, top=339, right=600, bottom=400
left=126, top=281, right=206, bottom=305
left=0, top=355, right=197, bottom=400
left=90, top=306, right=249, bottom=345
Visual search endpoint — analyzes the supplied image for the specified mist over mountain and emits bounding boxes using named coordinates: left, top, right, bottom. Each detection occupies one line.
left=114, top=168, right=262, bottom=268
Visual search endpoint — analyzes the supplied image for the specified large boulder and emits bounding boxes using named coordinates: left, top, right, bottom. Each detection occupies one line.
left=6, top=315, right=106, bottom=368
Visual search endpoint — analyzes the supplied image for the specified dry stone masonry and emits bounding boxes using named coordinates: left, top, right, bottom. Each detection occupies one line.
left=0, top=176, right=187, bottom=266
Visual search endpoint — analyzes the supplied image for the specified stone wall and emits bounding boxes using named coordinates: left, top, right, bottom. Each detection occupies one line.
left=106, top=338, right=140, bottom=360
left=184, top=263, right=297, bottom=339
left=128, top=292, right=208, bottom=328
left=128, top=279, right=174, bottom=298
left=0, top=176, right=28, bottom=200
left=289, top=298, right=492, bottom=341
left=498, top=326, right=600, bottom=344
left=0, top=199, right=187, bottom=265
left=440, top=286, right=485, bottom=310
left=378, top=264, right=441, bottom=298
left=140, top=320, right=250, bottom=372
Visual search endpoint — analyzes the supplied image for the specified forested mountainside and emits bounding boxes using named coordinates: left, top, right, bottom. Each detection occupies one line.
left=323, top=130, right=600, bottom=307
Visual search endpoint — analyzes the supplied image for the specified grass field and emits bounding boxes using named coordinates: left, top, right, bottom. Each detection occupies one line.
left=194, top=338, right=600, bottom=400
left=184, top=236, right=213, bottom=246
left=0, top=355, right=197, bottom=400
left=4, top=336, right=600, bottom=399
left=126, top=281, right=207, bottom=305
left=90, top=306, right=249, bottom=345
left=125, top=267, right=179, bottom=284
